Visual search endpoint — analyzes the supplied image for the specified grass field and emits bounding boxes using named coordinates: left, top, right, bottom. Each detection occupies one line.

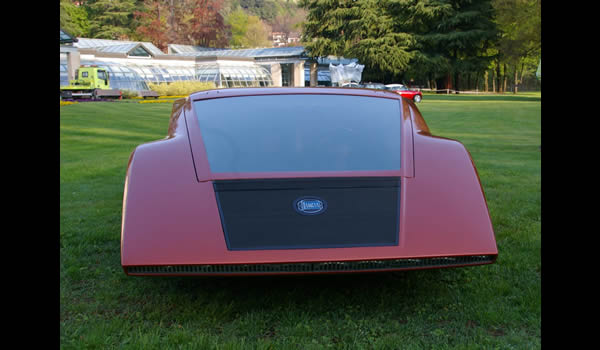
left=60, top=93, right=541, bottom=349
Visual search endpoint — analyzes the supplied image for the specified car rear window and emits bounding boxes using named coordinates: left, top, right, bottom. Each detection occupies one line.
left=193, top=94, right=401, bottom=173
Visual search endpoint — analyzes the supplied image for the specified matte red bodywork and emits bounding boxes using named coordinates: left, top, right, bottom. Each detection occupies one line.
left=121, top=87, right=497, bottom=275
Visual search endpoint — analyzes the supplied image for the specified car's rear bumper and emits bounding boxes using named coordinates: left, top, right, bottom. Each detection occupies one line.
left=123, top=254, right=497, bottom=276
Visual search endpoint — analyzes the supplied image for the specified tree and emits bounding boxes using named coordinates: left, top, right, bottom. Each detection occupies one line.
left=244, top=14, right=272, bottom=47
left=181, top=0, right=229, bottom=47
left=386, top=0, right=454, bottom=86
left=134, top=0, right=170, bottom=51
left=300, top=0, right=503, bottom=88
left=226, top=8, right=250, bottom=48
left=271, top=7, right=307, bottom=34
left=238, top=0, right=278, bottom=22
left=84, top=0, right=139, bottom=40
left=135, top=0, right=229, bottom=48
left=226, top=8, right=272, bottom=48
left=416, top=0, right=498, bottom=91
left=300, top=0, right=415, bottom=78
left=60, top=0, right=91, bottom=37
left=493, top=0, right=541, bottom=93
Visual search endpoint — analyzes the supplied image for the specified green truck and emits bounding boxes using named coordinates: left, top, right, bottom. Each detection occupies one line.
left=60, top=65, right=122, bottom=100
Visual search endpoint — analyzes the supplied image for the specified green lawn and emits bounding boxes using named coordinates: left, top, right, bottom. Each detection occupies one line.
left=60, top=93, right=541, bottom=349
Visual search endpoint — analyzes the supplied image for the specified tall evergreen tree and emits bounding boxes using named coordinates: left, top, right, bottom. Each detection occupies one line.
left=84, top=0, right=140, bottom=40
left=387, top=0, right=454, bottom=86
left=417, top=0, right=498, bottom=90
left=300, top=0, right=498, bottom=87
left=300, top=0, right=415, bottom=78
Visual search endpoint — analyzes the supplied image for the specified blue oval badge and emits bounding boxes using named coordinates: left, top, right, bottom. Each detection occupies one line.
left=293, top=197, right=327, bottom=215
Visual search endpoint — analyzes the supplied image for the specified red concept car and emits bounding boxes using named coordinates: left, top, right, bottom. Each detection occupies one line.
left=121, top=87, right=497, bottom=276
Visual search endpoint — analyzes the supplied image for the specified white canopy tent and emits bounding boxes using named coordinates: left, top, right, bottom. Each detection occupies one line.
left=329, top=62, right=365, bottom=85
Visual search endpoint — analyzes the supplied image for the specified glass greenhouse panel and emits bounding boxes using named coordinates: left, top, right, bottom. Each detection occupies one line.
left=60, top=59, right=272, bottom=91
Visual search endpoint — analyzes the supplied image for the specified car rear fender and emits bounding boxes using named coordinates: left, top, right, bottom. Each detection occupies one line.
left=121, top=98, right=218, bottom=266
left=400, top=100, right=497, bottom=256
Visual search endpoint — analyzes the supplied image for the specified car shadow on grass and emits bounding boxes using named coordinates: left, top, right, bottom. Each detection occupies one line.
left=134, top=268, right=469, bottom=318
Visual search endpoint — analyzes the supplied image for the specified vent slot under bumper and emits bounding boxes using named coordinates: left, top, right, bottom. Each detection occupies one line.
left=125, top=255, right=496, bottom=275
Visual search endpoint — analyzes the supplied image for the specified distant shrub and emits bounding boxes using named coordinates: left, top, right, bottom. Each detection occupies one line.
left=138, top=100, right=174, bottom=104
left=147, top=82, right=169, bottom=96
left=120, top=89, right=139, bottom=99
left=147, top=81, right=216, bottom=96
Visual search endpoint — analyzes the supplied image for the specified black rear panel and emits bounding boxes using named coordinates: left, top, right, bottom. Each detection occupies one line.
left=213, top=177, right=401, bottom=250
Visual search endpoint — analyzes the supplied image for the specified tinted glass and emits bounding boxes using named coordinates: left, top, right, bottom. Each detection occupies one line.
left=194, top=94, right=401, bottom=173
left=129, top=46, right=151, bottom=57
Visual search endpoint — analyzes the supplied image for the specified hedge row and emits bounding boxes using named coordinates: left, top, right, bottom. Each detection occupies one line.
left=147, top=81, right=216, bottom=96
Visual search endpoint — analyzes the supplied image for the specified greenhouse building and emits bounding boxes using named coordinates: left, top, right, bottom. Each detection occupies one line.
left=59, top=30, right=357, bottom=92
